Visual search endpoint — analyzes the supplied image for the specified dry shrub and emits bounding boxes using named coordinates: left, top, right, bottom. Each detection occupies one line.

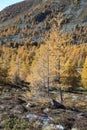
left=73, top=117, right=87, bottom=130
left=55, top=111, right=76, bottom=129
left=75, top=102, right=87, bottom=108
left=22, top=91, right=32, bottom=99
left=37, top=97, right=50, bottom=104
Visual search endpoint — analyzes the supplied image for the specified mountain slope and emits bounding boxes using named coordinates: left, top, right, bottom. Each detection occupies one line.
left=0, top=0, right=87, bottom=46
left=0, top=0, right=43, bottom=23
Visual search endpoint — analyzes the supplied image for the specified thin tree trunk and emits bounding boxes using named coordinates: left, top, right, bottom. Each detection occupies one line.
left=47, top=43, right=50, bottom=96
left=59, top=86, right=63, bottom=104
left=57, top=58, right=63, bottom=104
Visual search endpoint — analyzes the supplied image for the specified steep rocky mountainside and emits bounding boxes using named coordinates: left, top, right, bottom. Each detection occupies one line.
left=0, top=0, right=87, bottom=46
left=0, top=0, right=43, bottom=23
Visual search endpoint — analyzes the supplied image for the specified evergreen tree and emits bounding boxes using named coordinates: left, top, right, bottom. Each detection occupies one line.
left=81, top=57, right=87, bottom=89
left=62, top=61, right=80, bottom=90
left=0, top=58, right=9, bottom=84
left=8, top=55, right=20, bottom=84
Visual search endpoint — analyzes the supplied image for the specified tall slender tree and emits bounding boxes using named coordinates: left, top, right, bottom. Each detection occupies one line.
left=81, top=57, right=87, bottom=89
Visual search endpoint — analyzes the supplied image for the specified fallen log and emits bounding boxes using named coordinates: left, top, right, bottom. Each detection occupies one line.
left=50, top=99, right=66, bottom=109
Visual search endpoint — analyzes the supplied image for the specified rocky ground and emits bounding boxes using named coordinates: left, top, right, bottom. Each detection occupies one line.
left=0, top=85, right=87, bottom=130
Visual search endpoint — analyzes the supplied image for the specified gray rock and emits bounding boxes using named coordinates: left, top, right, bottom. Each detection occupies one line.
left=56, top=124, right=65, bottom=130
left=43, top=108, right=50, bottom=113
left=39, top=114, right=53, bottom=125
left=42, top=124, right=65, bottom=130
left=26, top=114, right=38, bottom=121
left=71, top=128, right=78, bottom=130
left=26, top=114, right=53, bottom=125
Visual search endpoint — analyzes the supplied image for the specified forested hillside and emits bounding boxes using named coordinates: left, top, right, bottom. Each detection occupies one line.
left=0, top=0, right=87, bottom=130
left=0, top=0, right=87, bottom=89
